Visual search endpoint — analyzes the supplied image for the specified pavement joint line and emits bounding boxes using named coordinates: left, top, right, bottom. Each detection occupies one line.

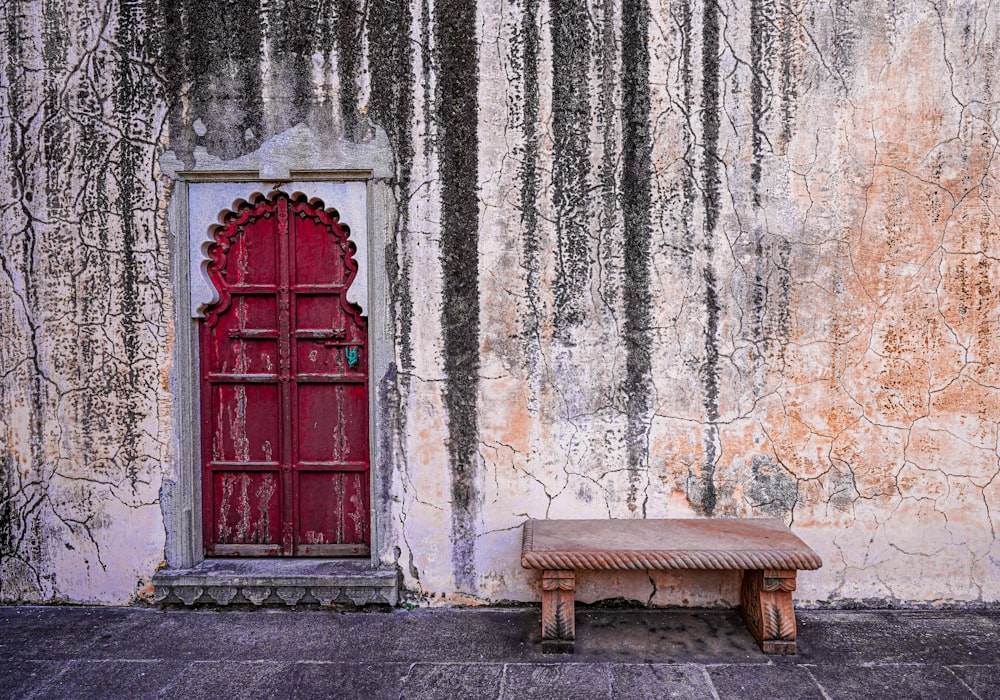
left=944, top=665, right=983, bottom=700
left=23, top=658, right=72, bottom=700
left=800, top=664, right=834, bottom=700
left=155, top=660, right=194, bottom=699
left=700, top=662, right=779, bottom=667
left=38, top=659, right=172, bottom=664
left=494, top=662, right=726, bottom=667
left=700, top=666, right=722, bottom=700
left=496, top=663, right=508, bottom=700
left=398, top=660, right=416, bottom=687
left=186, top=659, right=292, bottom=665
left=854, top=662, right=942, bottom=667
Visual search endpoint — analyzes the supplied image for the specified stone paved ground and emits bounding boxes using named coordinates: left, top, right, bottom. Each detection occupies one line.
left=1, top=606, right=998, bottom=699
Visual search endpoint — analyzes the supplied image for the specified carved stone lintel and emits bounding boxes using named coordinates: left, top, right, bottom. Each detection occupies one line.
left=740, top=569, right=798, bottom=655
left=540, top=570, right=576, bottom=653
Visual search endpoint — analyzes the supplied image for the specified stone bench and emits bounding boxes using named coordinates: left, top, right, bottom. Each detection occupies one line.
left=520, top=518, right=822, bottom=654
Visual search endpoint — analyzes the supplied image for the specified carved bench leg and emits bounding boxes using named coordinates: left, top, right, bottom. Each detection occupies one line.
left=740, top=569, right=798, bottom=655
left=540, top=569, right=576, bottom=654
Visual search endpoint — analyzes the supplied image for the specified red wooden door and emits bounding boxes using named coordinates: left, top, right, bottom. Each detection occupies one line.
left=201, top=192, right=369, bottom=557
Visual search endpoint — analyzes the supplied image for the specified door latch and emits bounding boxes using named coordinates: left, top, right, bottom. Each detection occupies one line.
left=345, top=346, right=360, bottom=368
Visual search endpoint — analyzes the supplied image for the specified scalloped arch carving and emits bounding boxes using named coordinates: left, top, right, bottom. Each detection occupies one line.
left=203, top=190, right=363, bottom=328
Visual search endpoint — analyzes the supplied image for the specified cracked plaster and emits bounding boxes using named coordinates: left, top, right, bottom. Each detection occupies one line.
left=1, top=0, right=998, bottom=607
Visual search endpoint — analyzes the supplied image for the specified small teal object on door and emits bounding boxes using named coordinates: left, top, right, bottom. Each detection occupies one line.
left=345, top=346, right=359, bottom=368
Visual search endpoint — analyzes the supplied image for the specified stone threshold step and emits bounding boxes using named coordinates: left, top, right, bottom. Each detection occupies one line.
left=153, top=558, right=399, bottom=607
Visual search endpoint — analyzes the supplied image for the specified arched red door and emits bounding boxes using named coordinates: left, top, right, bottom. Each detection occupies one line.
left=200, top=192, right=369, bottom=556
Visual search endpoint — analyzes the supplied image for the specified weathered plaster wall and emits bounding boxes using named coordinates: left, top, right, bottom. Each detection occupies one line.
left=0, top=0, right=169, bottom=602
left=1, top=0, right=997, bottom=605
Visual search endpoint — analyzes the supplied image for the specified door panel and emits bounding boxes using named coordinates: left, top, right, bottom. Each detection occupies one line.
left=298, top=384, right=347, bottom=462
left=210, top=384, right=280, bottom=463
left=201, top=192, right=369, bottom=557
left=296, top=340, right=350, bottom=374
left=295, top=294, right=344, bottom=329
left=296, top=384, right=369, bottom=462
left=224, top=213, right=279, bottom=286
left=338, top=384, right=370, bottom=461
left=295, top=470, right=368, bottom=555
left=211, top=339, right=279, bottom=376
left=212, top=470, right=282, bottom=550
left=294, top=213, right=349, bottom=286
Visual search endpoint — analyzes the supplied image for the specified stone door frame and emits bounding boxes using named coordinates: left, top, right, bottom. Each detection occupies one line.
left=162, top=166, right=396, bottom=572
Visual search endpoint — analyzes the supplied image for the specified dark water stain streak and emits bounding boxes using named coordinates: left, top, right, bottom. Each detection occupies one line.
left=621, top=0, right=653, bottom=515
left=749, top=0, right=774, bottom=201
left=41, top=0, right=68, bottom=204
left=154, top=0, right=264, bottom=164
left=672, top=0, right=697, bottom=275
left=114, top=0, right=150, bottom=490
left=596, top=0, right=621, bottom=313
left=749, top=0, right=773, bottom=397
left=778, top=0, right=798, bottom=143
left=513, top=0, right=541, bottom=377
left=433, top=0, right=481, bottom=593
left=367, top=0, right=416, bottom=373
left=700, top=0, right=721, bottom=516
left=550, top=0, right=592, bottom=339
left=335, top=0, right=362, bottom=139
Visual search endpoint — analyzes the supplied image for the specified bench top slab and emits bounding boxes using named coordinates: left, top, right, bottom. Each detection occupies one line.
left=521, top=518, right=822, bottom=572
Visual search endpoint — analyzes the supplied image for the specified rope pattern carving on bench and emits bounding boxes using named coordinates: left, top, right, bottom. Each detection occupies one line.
left=521, top=549, right=822, bottom=571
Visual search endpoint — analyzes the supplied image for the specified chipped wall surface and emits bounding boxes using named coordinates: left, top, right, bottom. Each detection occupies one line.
left=1, top=0, right=998, bottom=605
